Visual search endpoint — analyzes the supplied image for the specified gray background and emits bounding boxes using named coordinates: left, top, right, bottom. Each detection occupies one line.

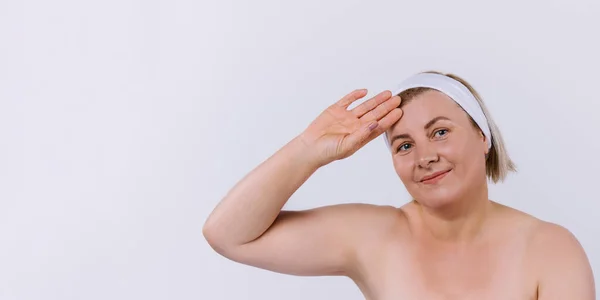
left=1, top=0, right=598, bottom=299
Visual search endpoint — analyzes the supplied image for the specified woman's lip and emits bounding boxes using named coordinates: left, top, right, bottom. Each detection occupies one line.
left=420, top=170, right=451, bottom=184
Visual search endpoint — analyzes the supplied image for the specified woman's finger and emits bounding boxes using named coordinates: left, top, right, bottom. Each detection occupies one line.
left=335, top=89, right=369, bottom=109
left=342, top=108, right=403, bottom=150
left=374, top=108, right=403, bottom=133
left=363, top=108, right=404, bottom=145
left=350, top=90, right=393, bottom=117
left=359, top=96, right=401, bottom=123
left=341, top=119, right=381, bottom=151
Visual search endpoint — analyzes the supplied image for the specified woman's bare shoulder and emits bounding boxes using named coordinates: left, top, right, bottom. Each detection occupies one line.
left=491, top=201, right=542, bottom=230
left=491, top=201, right=576, bottom=238
left=507, top=206, right=596, bottom=298
left=494, top=203, right=593, bottom=279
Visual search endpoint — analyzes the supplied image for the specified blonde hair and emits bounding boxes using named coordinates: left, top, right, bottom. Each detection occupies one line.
left=396, top=71, right=516, bottom=183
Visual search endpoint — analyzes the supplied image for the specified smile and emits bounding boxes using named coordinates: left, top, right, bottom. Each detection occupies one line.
left=420, top=169, right=451, bottom=184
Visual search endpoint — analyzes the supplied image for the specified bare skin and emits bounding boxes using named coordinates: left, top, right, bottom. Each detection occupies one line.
left=203, top=89, right=595, bottom=299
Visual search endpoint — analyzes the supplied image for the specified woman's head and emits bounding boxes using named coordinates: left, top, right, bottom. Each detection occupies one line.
left=385, top=71, right=516, bottom=207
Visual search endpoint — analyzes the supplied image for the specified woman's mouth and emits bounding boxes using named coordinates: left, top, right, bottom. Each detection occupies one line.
left=420, top=169, right=451, bottom=184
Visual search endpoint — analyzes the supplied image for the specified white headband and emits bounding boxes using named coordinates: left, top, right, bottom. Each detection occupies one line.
left=384, top=73, right=492, bottom=150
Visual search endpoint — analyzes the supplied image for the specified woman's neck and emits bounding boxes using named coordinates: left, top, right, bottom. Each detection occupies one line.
left=415, top=185, right=493, bottom=243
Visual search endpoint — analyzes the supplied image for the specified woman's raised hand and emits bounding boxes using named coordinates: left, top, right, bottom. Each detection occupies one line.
left=298, top=89, right=403, bottom=166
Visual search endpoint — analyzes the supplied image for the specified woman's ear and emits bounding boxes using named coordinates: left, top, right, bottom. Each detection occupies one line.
left=479, top=130, right=489, bottom=155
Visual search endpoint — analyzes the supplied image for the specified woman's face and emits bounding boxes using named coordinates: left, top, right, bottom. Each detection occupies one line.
left=386, top=90, right=489, bottom=208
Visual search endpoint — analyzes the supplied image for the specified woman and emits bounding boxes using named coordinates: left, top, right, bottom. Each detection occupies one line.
left=203, top=71, right=595, bottom=299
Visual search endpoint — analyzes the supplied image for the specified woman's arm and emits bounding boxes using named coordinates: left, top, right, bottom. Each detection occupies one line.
left=203, top=136, right=322, bottom=251
left=203, top=89, right=403, bottom=276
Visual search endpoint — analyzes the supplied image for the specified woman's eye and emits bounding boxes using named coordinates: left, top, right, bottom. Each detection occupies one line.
left=434, top=129, right=448, bottom=138
left=397, top=143, right=412, bottom=152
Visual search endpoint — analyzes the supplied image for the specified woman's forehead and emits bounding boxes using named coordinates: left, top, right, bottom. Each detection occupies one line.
left=390, top=90, right=469, bottom=132
left=403, top=89, right=457, bottom=109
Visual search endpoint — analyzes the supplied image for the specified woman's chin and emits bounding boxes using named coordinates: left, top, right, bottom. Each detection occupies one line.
left=411, top=188, right=463, bottom=208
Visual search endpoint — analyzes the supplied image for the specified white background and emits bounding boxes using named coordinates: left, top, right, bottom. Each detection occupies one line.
left=1, top=0, right=598, bottom=299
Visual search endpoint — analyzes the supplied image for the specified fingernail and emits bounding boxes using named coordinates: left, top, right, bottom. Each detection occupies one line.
left=368, top=122, right=378, bottom=131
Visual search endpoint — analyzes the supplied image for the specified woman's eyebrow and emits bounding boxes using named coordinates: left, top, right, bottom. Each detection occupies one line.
left=388, top=116, right=451, bottom=146
left=424, top=116, right=451, bottom=130
left=389, top=133, right=411, bottom=146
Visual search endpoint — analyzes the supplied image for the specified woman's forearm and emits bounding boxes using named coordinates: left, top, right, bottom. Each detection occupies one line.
left=202, top=135, right=323, bottom=250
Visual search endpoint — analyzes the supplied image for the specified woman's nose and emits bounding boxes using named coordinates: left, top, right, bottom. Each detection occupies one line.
left=417, top=147, right=439, bottom=168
